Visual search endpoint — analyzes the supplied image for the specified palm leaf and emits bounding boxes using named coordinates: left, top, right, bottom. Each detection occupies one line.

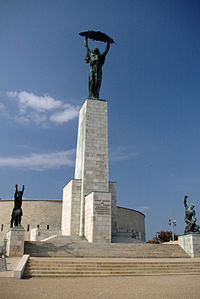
left=79, top=30, right=115, bottom=44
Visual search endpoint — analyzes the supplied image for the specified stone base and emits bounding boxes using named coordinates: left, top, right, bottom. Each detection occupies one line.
left=6, top=227, right=25, bottom=256
left=85, top=191, right=111, bottom=243
left=178, top=233, right=200, bottom=257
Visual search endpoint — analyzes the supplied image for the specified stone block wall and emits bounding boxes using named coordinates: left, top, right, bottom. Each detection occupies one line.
left=178, top=233, right=200, bottom=257
left=61, top=179, right=81, bottom=236
left=116, top=206, right=146, bottom=242
left=85, top=192, right=111, bottom=243
left=6, top=228, right=25, bottom=256
left=0, top=199, right=62, bottom=240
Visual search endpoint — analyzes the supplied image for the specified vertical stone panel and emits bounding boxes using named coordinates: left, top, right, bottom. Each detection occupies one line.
left=109, top=182, right=117, bottom=236
left=61, top=179, right=81, bottom=236
left=85, top=192, right=111, bottom=243
left=84, top=192, right=94, bottom=243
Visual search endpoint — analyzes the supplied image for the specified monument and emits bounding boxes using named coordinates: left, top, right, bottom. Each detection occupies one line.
left=6, top=185, right=25, bottom=256
left=0, top=31, right=145, bottom=245
left=61, top=31, right=116, bottom=243
left=178, top=195, right=200, bottom=257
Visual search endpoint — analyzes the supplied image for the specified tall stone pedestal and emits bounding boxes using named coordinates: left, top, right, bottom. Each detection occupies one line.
left=62, top=99, right=114, bottom=243
left=178, top=233, right=200, bottom=257
left=6, top=227, right=25, bottom=256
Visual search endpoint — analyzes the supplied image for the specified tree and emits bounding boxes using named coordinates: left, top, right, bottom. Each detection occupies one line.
left=147, top=231, right=178, bottom=243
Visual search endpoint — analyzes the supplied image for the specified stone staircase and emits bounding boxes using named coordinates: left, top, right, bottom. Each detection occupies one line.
left=24, top=235, right=188, bottom=258
left=24, top=257, right=200, bottom=278
left=23, top=236, right=196, bottom=278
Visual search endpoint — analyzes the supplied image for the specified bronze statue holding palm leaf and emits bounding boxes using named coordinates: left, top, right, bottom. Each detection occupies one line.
left=79, top=31, right=115, bottom=99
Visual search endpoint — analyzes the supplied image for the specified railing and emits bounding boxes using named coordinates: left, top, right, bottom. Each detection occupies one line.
left=0, top=238, right=7, bottom=271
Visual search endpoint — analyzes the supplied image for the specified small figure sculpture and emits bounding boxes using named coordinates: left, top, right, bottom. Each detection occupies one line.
left=184, top=195, right=199, bottom=234
left=10, top=184, right=24, bottom=228
left=79, top=31, right=115, bottom=99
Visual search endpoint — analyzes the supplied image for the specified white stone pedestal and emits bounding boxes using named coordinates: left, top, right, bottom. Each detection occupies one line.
left=6, top=227, right=25, bottom=256
left=178, top=233, right=200, bottom=257
left=75, top=99, right=110, bottom=237
left=85, top=192, right=111, bottom=243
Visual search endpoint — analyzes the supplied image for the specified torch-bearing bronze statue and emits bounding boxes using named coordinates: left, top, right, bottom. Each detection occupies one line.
left=79, top=30, right=115, bottom=99
left=10, top=184, right=24, bottom=228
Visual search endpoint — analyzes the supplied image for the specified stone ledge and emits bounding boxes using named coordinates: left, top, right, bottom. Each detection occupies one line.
left=14, top=254, right=29, bottom=279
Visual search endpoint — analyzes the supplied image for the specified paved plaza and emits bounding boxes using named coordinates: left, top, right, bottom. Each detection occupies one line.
left=0, top=275, right=200, bottom=299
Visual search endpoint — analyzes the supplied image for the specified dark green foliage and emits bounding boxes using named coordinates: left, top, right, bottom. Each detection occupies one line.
left=147, top=231, right=178, bottom=243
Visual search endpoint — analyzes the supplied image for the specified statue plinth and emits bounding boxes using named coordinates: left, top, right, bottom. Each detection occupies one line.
left=6, top=227, right=25, bottom=256
left=62, top=98, right=116, bottom=243
left=178, top=233, right=200, bottom=257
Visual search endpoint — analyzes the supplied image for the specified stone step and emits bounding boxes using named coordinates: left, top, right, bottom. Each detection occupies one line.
left=26, top=264, right=200, bottom=269
left=24, top=244, right=188, bottom=258
left=24, top=270, right=200, bottom=277
left=25, top=268, right=200, bottom=274
left=24, top=269, right=200, bottom=275
left=23, top=272, right=200, bottom=278
left=23, top=257, right=200, bottom=278
left=27, top=262, right=200, bottom=266
left=24, top=236, right=188, bottom=258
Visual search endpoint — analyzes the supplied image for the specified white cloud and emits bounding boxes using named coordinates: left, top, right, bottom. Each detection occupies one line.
left=0, top=103, right=5, bottom=110
left=17, top=116, right=30, bottom=125
left=109, top=146, right=138, bottom=161
left=50, top=105, right=79, bottom=123
left=7, top=91, right=63, bottom=112
left=6, top=91, right=79, bottom=126
left=0, top=102, right=9, bottom=119
left=0, top=150, right=75, bottom=171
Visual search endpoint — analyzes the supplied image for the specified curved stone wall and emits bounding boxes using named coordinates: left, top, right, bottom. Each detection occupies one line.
left=0, top=199, right=62, bottom=239
left=116, top=206, right=145, bottom=242
left=0, top=199, right=145, bottom=242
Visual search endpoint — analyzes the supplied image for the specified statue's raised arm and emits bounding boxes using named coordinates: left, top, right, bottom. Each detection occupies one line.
left=184, top=195, right=188, bottom=208
left=84, top=37, right=90, bottom=63
left=22, top=185, right=25, bottom=195
left=102, top=42, right=110, bottom=58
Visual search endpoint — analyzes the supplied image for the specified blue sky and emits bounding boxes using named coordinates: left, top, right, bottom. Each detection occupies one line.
left=0, top=0, right=200, bottom=239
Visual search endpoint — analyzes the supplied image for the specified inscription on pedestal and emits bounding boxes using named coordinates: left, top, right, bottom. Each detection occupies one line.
left=94, top=199, right=110, bottom=215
